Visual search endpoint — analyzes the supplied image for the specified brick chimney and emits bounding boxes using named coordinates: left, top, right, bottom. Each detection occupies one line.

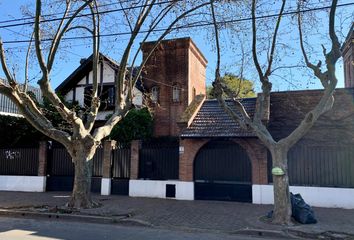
left=342, top=23, right=354, bottom=88
left=141, top=37, right=207, bottom=137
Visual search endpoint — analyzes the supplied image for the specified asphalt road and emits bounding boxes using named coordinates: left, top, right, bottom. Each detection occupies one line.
left=0, top=217, right=282, bottom=240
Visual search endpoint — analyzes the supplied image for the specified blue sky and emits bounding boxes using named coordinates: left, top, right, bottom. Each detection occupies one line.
left=0, top=1, right=353, bottom=92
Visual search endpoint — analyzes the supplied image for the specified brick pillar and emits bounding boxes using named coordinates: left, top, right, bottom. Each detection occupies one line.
left=130, top=140, right=141, bottom=180
left=38, top=141, right=47, bottom=176
left=101, top=140, right=115, bottom=195
left=179, top=139, right=208, bottom=181
left=254, top=143, right=268, bottom=185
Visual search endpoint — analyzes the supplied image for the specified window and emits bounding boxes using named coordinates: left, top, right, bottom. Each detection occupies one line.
left=84, top=85, right=115, bottom=110
left=151, top=86, right=159, bottom=103
left=102, top=86, right=115, bottom=109
left=172, top=85, right=180, bottom=102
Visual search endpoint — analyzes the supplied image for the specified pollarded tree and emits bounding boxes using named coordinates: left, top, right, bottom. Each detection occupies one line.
left=210, top=0, right=342, bottom=224
left=0, top=0, right=210, bottom=208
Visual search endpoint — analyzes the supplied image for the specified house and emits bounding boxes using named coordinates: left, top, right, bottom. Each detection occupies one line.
left=0, top=79, right=42, bottom=117
left=127, top=26, right=354, bottom=209
left=55, top=53, right=144, bottom=122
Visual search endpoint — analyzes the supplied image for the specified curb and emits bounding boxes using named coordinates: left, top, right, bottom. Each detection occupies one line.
left=232, top=228, right=293, bottom=239
left=0, top=209, right=126, bottom=224
left=287, top=229, right=354, bottom=240
left=1, top=209, right=354, bottom=239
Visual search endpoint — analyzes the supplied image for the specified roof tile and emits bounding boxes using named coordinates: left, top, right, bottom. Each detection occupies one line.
left=181, top=98, right=256, bottom=138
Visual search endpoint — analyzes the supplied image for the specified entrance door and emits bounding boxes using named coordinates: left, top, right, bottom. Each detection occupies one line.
left=46, top=143, right=74, bottom=191
left=46, top=142, right=102, bottom=192
left=194, top=140, right=252, bottom=202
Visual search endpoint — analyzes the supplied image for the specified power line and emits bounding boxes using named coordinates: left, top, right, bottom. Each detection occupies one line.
left=0, top=0, right=332, bottom=26
left=2, top=2, right=353, bottom=45
left=0, top=0, right=183, bottom=29
left=0, top=0, right=132, bottom=25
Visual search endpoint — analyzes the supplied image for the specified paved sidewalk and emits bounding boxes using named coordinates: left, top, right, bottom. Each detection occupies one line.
left=0, top=191, right=354, bottom=239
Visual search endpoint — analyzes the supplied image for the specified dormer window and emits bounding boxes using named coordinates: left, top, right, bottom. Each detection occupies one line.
left=172, top=85, right=180, bottom=102
left=151, top=86, right=159, bottom=103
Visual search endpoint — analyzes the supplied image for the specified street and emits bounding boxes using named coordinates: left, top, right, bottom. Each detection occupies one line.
left=0, top=217, right=280, bottom=240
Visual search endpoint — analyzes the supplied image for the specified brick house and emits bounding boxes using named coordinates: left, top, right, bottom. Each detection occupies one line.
left=128, top=27, right=354, bottom=208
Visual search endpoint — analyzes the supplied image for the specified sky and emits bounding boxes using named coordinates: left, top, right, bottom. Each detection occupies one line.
left=0, top=0, right=353, bottom=93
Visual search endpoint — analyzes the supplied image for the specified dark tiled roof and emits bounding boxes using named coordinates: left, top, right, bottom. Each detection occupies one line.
left=181, top=98, right=257, bottom=138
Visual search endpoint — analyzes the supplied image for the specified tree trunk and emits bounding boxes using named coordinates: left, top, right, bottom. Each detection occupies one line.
left=271, top=146, right=292, bottom=225
left=67, top=146, right=95, bottom=209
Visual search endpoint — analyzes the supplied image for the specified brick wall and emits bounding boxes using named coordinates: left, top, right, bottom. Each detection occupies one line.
left=179, top=138, right=268, bottom=184
left=268, top=88, right=354, bottom=145
left=188, top=42, right=207, bottom=104
left=342, top=25, right=353, bottom=88
left=179, top=138, right=208, bottom=181
left=141, top=38, right=207, bottom=137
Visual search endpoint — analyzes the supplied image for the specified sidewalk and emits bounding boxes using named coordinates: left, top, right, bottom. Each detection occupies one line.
left=0, top=191, right=353, bottom=239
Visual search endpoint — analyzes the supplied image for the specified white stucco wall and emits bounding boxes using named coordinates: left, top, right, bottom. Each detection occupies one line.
left=101, top=178, right=111, bottom=196
left=132, top=88, right=143, bottom=106
left=96, top=111, right=113, bottom=121
left=129, top=180, right=194, bottom=200
left=0, top=176, right=46, bottom=192
left=253, top=184, right=354, bottom=209
left=64, top=89, right=74, bottom=103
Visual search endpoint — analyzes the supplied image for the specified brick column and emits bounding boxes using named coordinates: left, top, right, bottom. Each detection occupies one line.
left=101, top=140, right=115, bottom=195
left=38, top=141, right=47, bottom=176
left=179, top=139, right=208, bottom=181
left=37, top=141, right=48, bottom=192
left=130, top=140, right=141, bottom=180
left=248, top=140, right=268, bottom=185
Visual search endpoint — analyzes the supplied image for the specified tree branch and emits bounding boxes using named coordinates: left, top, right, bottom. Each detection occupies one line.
left=131, top=1, right=211, bottom=95
left=85, top=0, right=101, bottom=132
left=0, top=81, right=71, bottom=147
left=24, top=31, right=35, bottom=92
left=264, top=0, right=286, bottom=78
left=282, top=0, right=340, bottom=148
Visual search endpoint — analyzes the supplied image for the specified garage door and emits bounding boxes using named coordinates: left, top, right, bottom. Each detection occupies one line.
left=194, top=140, right=252, bottom=202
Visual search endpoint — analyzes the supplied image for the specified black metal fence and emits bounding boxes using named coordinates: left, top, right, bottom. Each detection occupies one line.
left=268, top=145, right=354, bottom=188
left=112, top=148, right=131, bottom=178
left=92, top=146, right=103, bottom=177
left=138, top=140, right=179, bottom=180
left=48, top=145, right=73, bottom=176
left=0, top=148, right=39, bottom=175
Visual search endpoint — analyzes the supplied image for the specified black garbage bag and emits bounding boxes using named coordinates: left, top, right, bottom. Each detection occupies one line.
left=291, top=193, right=317, bottom=224
left=266, top=193, right=317, bottom=224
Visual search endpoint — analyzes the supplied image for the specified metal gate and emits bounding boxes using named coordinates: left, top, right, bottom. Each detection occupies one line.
left=46, top=142, right=102, bottom=192
left=111, top=148, right=131, bottom=195
left=46, top=143, right=74, bottom=191
left=194, top=140, right=252, bottom=202
left=138, top=140, right=179, bottom=180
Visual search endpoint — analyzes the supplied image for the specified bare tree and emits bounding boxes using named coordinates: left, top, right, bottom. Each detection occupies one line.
left=211, top=0, right=341, bottom=224
left=0, top=0, right=209, bottom=208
